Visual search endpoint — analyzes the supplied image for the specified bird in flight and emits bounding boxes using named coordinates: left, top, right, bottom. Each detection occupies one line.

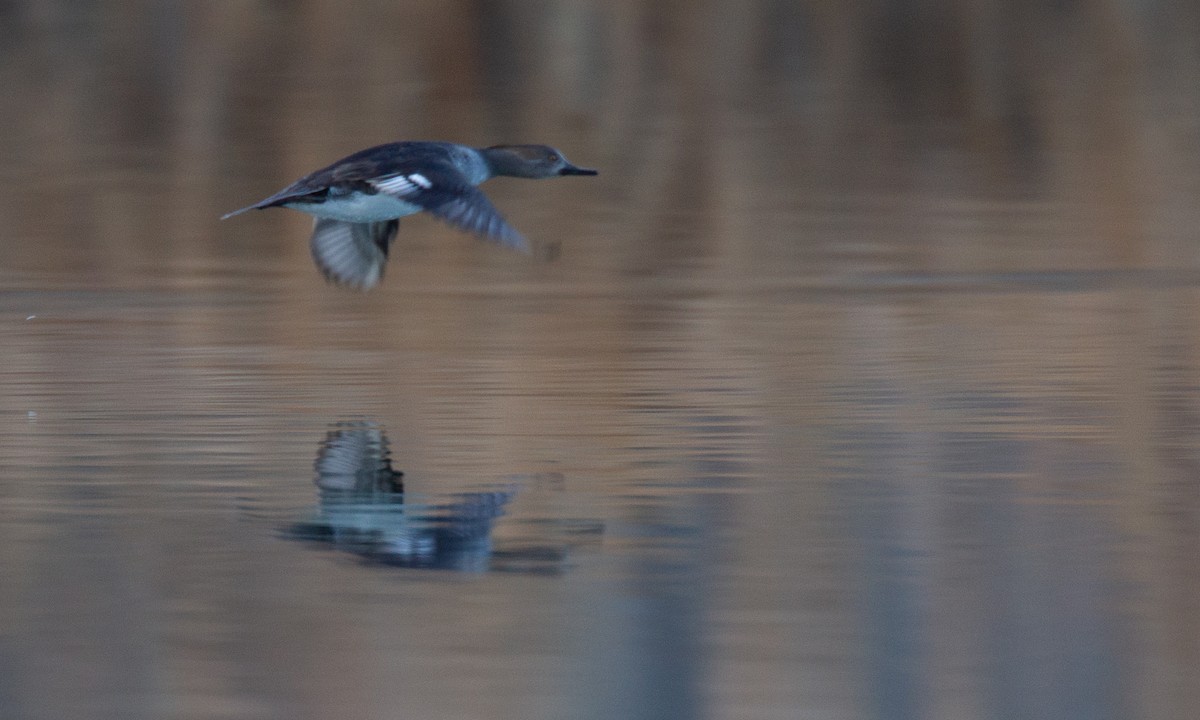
left=223, top=141, right=597, bottom=289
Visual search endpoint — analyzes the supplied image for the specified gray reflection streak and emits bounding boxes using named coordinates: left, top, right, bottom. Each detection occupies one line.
left=833, top=382, right=1130, bottom=720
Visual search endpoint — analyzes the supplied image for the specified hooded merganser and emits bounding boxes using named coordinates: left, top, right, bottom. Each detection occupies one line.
left=223, top=142, right=597, bottom=289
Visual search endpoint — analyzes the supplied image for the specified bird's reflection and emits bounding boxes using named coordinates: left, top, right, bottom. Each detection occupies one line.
left=312, top=419, right=406, bottom=494
left=288, top=420, right=599, bottom=573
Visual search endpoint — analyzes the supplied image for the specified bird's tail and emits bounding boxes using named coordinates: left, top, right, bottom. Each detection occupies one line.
left=220, top=204, right=261, bottom=220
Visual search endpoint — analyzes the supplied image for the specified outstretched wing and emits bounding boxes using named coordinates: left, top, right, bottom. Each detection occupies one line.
left=309, top=218, right=399, bottom=290
left=367, top=168, right=528, bottom=252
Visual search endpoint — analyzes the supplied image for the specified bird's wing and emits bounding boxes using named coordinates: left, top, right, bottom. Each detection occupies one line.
left=314, top=420, right=401, bottom=493
left=367, top=167, right=529, bottom=252
left=309, top=218, right=399, bottom=291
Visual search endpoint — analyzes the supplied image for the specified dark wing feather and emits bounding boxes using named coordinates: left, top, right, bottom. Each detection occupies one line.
left=309, top=218, right=399, bottom=290
left=420, top=186, right=528, bottom=251
left=367, top=167, right=528, bottom=252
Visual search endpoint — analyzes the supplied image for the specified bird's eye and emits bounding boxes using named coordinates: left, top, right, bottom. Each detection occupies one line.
left=548, top=154, right=560, bottom=163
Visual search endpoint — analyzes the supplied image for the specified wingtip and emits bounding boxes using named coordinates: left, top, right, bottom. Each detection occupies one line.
left=490, top=221, right=530, bottom=254
left=507, top=232, right=533, bottom=254
left=474, top=223, right=530, bottom=254
left=318, top=267, right=381, bottom=292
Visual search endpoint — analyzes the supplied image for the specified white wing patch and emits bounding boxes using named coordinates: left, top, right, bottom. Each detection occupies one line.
left=372, top=173, right=434, bottom=195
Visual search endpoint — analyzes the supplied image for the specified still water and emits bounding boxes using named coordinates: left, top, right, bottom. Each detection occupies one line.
left=3, top=4, right=1200, bottom=720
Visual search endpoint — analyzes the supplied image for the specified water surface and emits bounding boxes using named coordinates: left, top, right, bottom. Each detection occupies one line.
left=3, top=4, right=1200, bottom=720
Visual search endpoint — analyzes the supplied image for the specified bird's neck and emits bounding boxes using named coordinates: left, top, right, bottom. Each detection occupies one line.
left=480, top=147, right=531, bottom=179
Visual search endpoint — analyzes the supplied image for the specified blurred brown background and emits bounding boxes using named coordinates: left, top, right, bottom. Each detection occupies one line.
left=5, top=1, right=1199, bottom=278
left=1, top=3, right=1199, bottom=720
